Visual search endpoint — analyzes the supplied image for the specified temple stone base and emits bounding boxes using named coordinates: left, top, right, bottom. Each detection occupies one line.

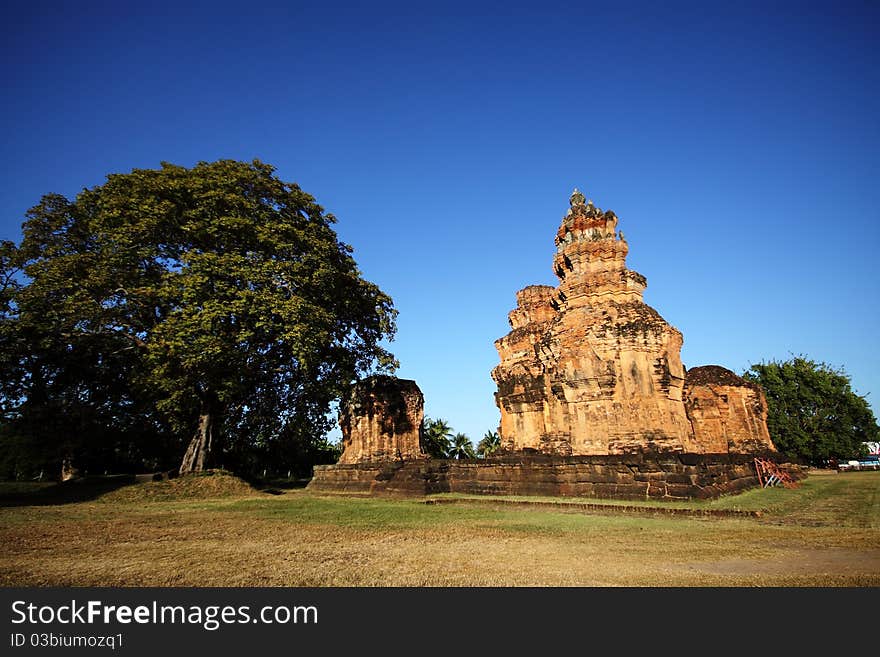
left=308, top=453, right=805, bottom=500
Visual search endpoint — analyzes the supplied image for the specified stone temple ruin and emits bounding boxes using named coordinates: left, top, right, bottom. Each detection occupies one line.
left=309, top=189, right=790, bottom=499
left=336, top=376, right=424, bottom=464
left=491, top=188, right=775, bottom=456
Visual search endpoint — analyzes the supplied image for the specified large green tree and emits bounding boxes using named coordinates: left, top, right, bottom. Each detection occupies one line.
left=743, top=356, right=878, bottom=465
left=1, top=160, right=397, bottom=477
left=1, top=233, right=172, bottom=479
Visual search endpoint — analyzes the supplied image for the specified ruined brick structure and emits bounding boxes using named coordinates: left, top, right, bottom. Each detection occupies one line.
left=684, top=365, right=774, bottom=454
left=337, top=375, right=425, bottom=464
left=491, top=189, right=775, bottom=456
left=308, top=189, right=782, bottom=500
left=310, top=452, right=794, bottom=499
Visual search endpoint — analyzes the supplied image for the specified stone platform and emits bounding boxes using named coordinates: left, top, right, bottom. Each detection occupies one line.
left=308, top=453, right=804, bottom=500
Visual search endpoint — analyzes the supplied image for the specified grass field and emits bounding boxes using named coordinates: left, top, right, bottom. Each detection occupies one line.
left=1, top=470, right=878, bottom=586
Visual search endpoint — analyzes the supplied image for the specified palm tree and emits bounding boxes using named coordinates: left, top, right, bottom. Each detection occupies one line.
left=477, top=430, right=501, bottom=458
left=422, top=417, right=452, bottom=458
left=448, top=433, right=476, bottom=460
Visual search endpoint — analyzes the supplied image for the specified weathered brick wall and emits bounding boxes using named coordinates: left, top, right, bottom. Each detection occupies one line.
left=309, top=453, right=804, bottom=500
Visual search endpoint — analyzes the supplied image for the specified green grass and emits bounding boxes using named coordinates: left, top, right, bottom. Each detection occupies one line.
left=1, top=471, right=877, bottom=586
left=221, top=493, right=496, bottom=529
left=212, top=471, right=880, bottom=532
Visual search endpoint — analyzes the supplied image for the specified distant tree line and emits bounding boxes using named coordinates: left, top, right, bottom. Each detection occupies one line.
left=0, top=160, right=397, bottom=481
left=421, top=417, right=499, bottom=460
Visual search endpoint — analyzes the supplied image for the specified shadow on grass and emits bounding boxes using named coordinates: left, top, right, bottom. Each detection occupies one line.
left=242, top=476, right=312, bottom=496
left=0, top=472, right=315, bottom=506
left=0, top=475, right=145, bottom=507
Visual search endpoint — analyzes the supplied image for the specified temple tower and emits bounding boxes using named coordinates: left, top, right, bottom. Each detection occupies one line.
left=492, top=189, right=697, bottom=454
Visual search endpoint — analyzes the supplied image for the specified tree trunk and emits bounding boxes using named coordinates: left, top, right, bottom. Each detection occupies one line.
left=179, top=397, right=216, bottom=475
left=60, top=456, right=80, bottom=482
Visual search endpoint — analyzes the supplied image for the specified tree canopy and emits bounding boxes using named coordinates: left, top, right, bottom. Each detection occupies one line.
left=476, top=430, right=500, bottom=457
left=743, top=356, right=878, bottom=465
left=421, top=417, right=452, bottom=458
left=0, top=159, right=397, bottom=478
left=421, top=418, right=478, bottom=460
left=447, top=432, right=475, bottom=460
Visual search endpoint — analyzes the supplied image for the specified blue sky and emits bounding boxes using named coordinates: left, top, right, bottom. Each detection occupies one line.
left=2, top=1, right=878, bottom=444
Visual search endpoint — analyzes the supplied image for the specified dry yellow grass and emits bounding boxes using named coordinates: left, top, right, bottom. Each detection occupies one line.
left=1, top=472, right=878, bottom=586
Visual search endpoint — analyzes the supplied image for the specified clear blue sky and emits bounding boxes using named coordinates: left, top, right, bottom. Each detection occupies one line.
left=2, top=1, right=878, bottom=445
